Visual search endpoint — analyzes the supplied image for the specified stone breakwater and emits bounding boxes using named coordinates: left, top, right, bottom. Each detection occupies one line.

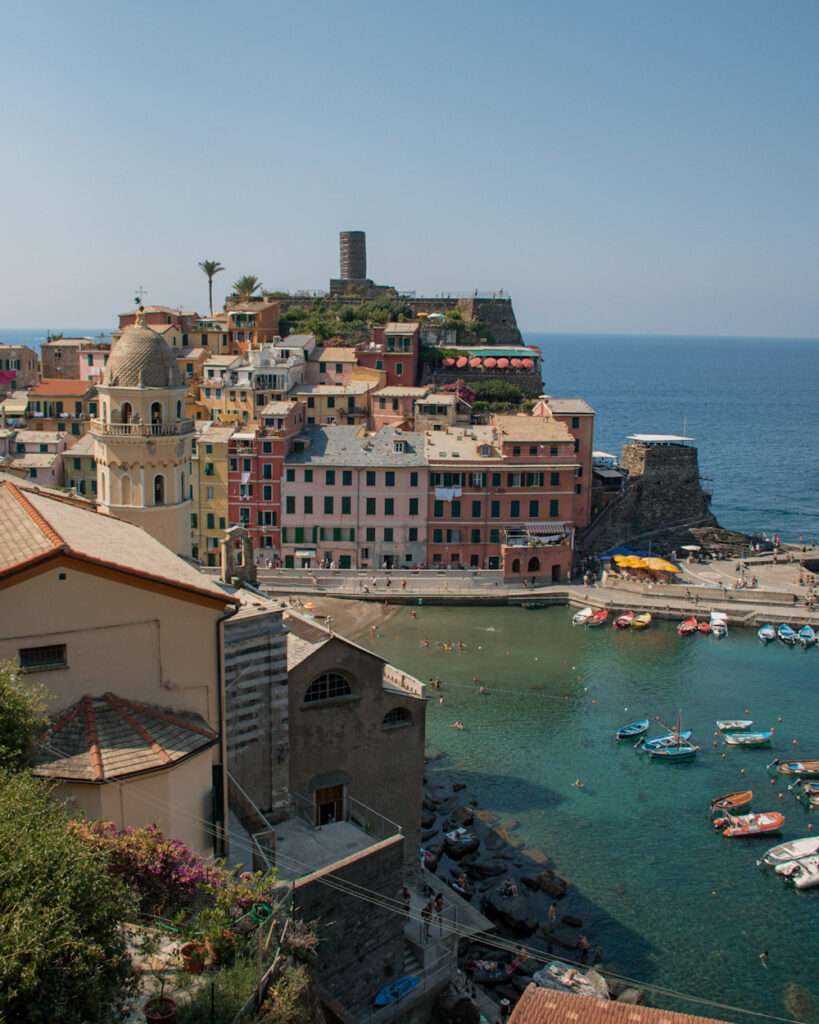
left=423, top=755, right=647, bottom=1014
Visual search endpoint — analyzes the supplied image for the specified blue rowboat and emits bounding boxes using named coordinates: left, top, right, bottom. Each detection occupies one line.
left=724, top=730, right=773, bottom=747
left=778, top=623, right=798, bottom=645
left=374, top=976, right=418, bottom=1006
left=635, top=730, right=692, bottom=751
left=617, top=719, right=649, bottom=741
left=758, top=625, right=776, bottom=644
left=797, top=625, right=817, bottom=648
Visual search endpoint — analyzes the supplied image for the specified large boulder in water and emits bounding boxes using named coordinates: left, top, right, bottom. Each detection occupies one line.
left=447, top=805, right=474, bottom=828
left=536, top=869, right=568, bottom=898
left=465, top=858, right=509, bottom=880
left=480, top=891, right=539, bottom=936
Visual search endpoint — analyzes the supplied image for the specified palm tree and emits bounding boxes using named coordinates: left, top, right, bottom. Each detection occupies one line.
left=232, top=275, right=262, bottom=303
left=198, top=260, right=224, bottom=315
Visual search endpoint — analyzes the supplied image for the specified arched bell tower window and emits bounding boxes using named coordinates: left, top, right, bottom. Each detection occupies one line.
left=121, top=476, right=131, bottom=504
left=151, top=402, right=162, bottom=424
left=154, top=474, right=165, bottom=505
left=121, top=402, right=132, bottom=424
left=176, top=400, right=182, bottom=419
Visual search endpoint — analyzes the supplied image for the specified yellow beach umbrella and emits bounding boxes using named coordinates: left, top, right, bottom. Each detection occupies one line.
left=644, top=558, right=681, bottom=573
left=624, top=556, right=648, bottom=568
left=613, top=554, right=629, bottom=565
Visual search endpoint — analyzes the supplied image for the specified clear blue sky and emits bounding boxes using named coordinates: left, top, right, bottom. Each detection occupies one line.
left=2, top=0, right=816, bottom=336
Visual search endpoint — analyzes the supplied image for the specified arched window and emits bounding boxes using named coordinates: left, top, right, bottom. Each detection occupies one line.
left=151, top=402, right=162, bottom=424
left=512, top=558, right=520, bottom=574
left=154, top=474, right=165, bottom=505
left=382, top=707, right=412, bottom=729
left=176, top=400, right=182, bottom=419
left=121, top=402, right=132, bottom=424
left=527, top=556, right=540, bottom=573
left=121, top=476, right=131, bottom=504
left=303, top=673, right=352, bottom=704
left=100, top=472, right=106, bottom=501
left=180, top=471, right=185, bottom=501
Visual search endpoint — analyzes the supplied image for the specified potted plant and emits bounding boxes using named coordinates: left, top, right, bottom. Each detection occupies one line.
left=144, top=989, right=177, bottom=1024
left=137, top=928, right=179, bottom=1023
left=199, top=906, right=236, bottom=966
left=179, top=940, right=206, bottom=974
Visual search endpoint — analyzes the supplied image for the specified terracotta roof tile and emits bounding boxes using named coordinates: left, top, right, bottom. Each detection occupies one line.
left=508, top=985, right=732, bottom=1024
left=35, top=692, right=218, bottom=782
left=29, top=379, right=96, bottom=397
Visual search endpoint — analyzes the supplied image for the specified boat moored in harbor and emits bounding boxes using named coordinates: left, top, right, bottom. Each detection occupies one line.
left=617, top=718, right=649, bottom=741
left=678, top=617, right=698, bottom=636
left=770, top=759, right=819, bottom=777
left=714, top=812, right=784, bottom=837
left=724, top=730, right=773, bottom=747
left=758, top=624, right=776, bottom=643
left=710, top=790, right=753, bottom=813
left=778, top=623, right=798, bottom=645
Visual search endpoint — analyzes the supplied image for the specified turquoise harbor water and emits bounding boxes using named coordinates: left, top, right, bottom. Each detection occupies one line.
left=364, top=606, right=819, bottom=1022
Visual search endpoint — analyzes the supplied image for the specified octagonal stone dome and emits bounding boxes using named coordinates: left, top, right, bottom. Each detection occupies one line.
left=102, top=318, right=183, bottom=389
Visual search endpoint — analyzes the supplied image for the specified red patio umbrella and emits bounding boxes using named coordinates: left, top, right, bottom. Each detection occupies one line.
left=510, top=358, right=523, bottom=368
left=483, top=357, right=497, bottom=368
left=496, top=357, right=509, bottom=368
left=469, top=356, right=482, bottom=367
left=456, top=356, right=468, bottom=368
left=442, top=357, right=455, bottom=367
left=522, top=358, right=535, bottom=369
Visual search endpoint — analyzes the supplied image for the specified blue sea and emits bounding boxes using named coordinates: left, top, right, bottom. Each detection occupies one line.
left=526, top=333, right=819, bottom=544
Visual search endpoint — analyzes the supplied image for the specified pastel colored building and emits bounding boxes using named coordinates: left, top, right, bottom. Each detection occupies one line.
left=192, top=423, right=235, bottom=566
left=289, top=380, right=377, bottom=427
left=27, top=378, right=99, bottom=436
left=424, top=414, right=580, bottom=580
left=64, top=432, right=97, bottom=499
left=0, top=344, right=38, bottom=393
left=40, top=337, right=111, bottom=380
left=533, top=397, right=595, bottom=528
left=280, top=425, right=427, bottom=569
left=304, top=346, right=357, bottom=385
left=0, top=479, right=236, bottom=856
left=226, top=301, right=280, bottom=351
left=227, top=401, right=305, bottom=554
left=413, top=391, right=472, bottom=432
left=4, top=429, right=69, bottom=488
left=369, top=386, right=430, bottom=431
left=200, top=347, right=306, bottom=424
left=355, top=322, right=419, bottom=387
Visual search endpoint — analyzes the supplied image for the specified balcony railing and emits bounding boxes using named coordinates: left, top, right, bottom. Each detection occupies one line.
left=91, top=418, right=195, bottom=437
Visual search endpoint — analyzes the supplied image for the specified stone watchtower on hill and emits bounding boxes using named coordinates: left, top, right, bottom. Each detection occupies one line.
left=329, top=230, right=395, bottom=298
left=91, top=310, right=194, bottom=557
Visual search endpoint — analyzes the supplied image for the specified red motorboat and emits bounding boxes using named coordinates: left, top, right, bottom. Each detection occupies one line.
left=678, top=617, right=698, bottom=636
left=698, top=621, right=712, bottom=634
left=713, top=812, right=784, bottom=838
left=587, top=609, right=608, bottom=628
left=613, top=611, right=635, bottom=629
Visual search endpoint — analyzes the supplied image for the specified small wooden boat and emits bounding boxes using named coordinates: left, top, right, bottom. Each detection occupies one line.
left=697, top=621, right=712, bottom=635
left=678, top=617, right=698, bottom=636
left=771, top=759, right=819, bottom=777
left=636, top=730, right=692, bottom=751
left=717, top=719, right=753, bottom=731
left=724, top=730, right=773, bottom=747
left=778, top=855, right=819, bottom=889
left=586, top=609, right=608, bottom=627
left=613, top=611, right=635, bottom=629
left=797, top=625, right=817, bottom=648
left=758, top=836, right=819, bottom=868
left=572, top=607, right=593, bottom=625
left=374, top=976, right=418, bottom=1005
left=714, top=812, right=784, bottom=837
left=632, top=612, right=652, bottom=629
left=710, top=611, right=728, bottom=637
left=710, top=790, right=753, bottom=813
left=788, top=779, right=819, bottom=807
left=617, top=719, right=649, bottom=741
left=649, top=741, right=699, bottom=761
left=758, top=624, right=776, bottom=644
left=778, top=623, right=798, bottom=645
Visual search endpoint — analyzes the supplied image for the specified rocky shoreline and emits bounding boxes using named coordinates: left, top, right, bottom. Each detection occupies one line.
left=423, top=754, right=647, bottom=1017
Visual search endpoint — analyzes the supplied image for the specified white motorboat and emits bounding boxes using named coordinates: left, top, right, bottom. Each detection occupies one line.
left=572, top=607, right=593, bottom=625
left=716, top=720, right=753, bottom=731
left=757, top=836, right=819, bottom=869
left=777, top=854, right=819, bottom=889
left=710, top=611, right=728, bottom=637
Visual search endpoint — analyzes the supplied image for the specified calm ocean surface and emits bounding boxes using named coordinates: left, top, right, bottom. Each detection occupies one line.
left=527, top=333, right=819, bottom=544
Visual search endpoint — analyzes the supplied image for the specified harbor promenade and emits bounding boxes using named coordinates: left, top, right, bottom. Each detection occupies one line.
left=244, top=546, right=819, bottom=632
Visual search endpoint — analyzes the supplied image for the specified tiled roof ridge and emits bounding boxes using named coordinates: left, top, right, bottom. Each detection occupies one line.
left=112, top=694, right=217, bottom=739
left=82, top=697, right=105, bottom=781
left=3, top=481, right=65, bottom=548
left=47, top=701, right=83, bottom=736
left=104, top=694, right=172, bottom=765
